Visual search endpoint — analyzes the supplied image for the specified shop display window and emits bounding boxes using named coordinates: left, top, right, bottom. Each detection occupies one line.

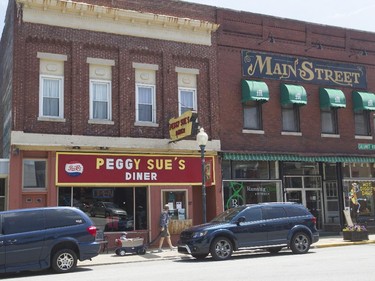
left=58, top=186, right=148, bottom=232
left=22, top=159, right=46, bottom=190
left=161, top=190, right=187, bottom=220
left=0, top=179, right=5, bottom=211
left=343, top=181, right=375, bottom=225
left=223, top=181, right=282, bottom=210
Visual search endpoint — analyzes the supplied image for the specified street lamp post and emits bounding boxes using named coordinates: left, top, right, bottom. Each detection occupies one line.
left=197, top=127, right=208, bottom=223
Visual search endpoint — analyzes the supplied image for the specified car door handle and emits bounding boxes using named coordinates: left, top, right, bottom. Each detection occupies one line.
left=0, top=241, right=4, bottom=246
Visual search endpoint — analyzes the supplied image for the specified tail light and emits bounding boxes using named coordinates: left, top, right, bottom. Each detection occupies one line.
left=87, top=226, right=97, bottom=237
left=311, top=217, right=317, bottom=225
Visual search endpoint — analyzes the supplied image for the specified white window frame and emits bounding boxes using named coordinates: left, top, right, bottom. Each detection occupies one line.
left=178, top=87, right=197, bottom=116
left=39, top=74, right=64, bottom=119
left=136, top=83, right=156, bottom=123
left=89, top=79, right=112, bottom=121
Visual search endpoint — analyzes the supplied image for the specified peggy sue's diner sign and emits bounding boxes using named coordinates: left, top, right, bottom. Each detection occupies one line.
left=56, top=152, right=214, bottom=186
left=242, top=51, right=367, bottom=88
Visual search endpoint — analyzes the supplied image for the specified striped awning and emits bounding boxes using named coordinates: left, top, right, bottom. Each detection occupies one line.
left=221, top=152, right=375, bottom=163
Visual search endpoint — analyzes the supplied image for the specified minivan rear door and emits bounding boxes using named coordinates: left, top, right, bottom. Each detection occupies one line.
left=3, top=210, right=46, bottom=272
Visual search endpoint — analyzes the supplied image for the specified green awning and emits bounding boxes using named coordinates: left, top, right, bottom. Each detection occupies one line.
left=221, top=152, right=375, bottom=163
left=241, top=80, right=269, bottom=103
left=319, top=88, right=346, bottom=108
left=280, top=84, right=307, bottom=105
left=353, top=91, right=375, bottom=111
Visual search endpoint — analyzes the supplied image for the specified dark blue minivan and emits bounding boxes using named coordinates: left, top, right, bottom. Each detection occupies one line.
left=0, top=207, right=100, bottom=274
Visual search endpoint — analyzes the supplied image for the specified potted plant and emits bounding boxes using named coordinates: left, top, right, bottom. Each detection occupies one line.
left=342, top=224, right=369, bottom=241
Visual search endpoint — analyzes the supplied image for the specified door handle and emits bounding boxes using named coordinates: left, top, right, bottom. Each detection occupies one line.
left=0, top=241, right=4, bottom=246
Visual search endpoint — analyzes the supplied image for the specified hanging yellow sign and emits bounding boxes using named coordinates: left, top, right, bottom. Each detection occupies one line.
left=169, top=111, right=197, bottom=142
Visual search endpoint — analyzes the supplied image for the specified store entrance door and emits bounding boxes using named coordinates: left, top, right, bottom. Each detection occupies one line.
left=284, top=176, right=323, bottom=229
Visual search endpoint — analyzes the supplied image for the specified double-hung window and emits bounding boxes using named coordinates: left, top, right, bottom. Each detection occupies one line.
left=244, top=101, right=262, bottom=130
left=37, top=52, right=67, bottom=120
left=321, top=108, right=338, bottom=134
left=179, top=88, right=196, bottom=115
left=133, top=63, right=158, bottom=126
left=282, top=103, right=300, bottom=132
left=90, top=80, right=111, bottom=120
left=87, top=58, right=115, bottom=123
left=176, top=68, right=199, bottom=116
left=136, top=84, right=156, bottom=123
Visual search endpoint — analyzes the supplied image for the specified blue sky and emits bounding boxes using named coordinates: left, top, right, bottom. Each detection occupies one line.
left=1, top=0, right=375, bottom=36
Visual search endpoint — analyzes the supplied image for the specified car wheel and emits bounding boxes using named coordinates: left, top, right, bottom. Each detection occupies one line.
left=118, top=248, right=127, bottom=256
left=210, top=237, right=233, bottom=261
left=51, top=249, right=77, bottom=273
left=137, top=248, right=146, bottom=255
left=290, top=232, right=310, bottom=254
left=267, top=247, right=283, bottom=254
left=192, top=254, right=208, bottom=260
left=90, top=211, right=96, bottom=217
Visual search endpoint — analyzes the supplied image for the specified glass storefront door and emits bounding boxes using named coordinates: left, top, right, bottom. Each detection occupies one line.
left=285, top=176, right=323, bottom=229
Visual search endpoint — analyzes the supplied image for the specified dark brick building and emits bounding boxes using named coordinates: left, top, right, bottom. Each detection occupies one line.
left=0, top=0, right=221, bottom=246
left=216, top=8, right=375, bottom=231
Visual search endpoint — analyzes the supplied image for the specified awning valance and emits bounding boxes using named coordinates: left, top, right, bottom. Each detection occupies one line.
left=353, top=91, right=375, bottom=111
left=319, top=88, right=346, bottom=108
left=221, top=152, right=375, bottom=163
left=241, top=80, right=269, bottom=103
left=280, top=84, right=307, bottom=105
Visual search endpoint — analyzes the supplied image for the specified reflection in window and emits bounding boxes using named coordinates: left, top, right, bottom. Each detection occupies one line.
left=23, top=160, right=46, bottom=189
left=58, top=186, right=148, bottom=232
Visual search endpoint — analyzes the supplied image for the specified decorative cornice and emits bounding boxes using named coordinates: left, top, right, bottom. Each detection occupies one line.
left=17, top=0, right=219, bottom=46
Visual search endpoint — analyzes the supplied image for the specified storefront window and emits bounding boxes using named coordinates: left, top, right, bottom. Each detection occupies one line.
left=232, top=161, right=270, bottom=179
left=162, top=190, right=187, bottom=220
left=343, top=181, right=375, bottom=225
left=223, top=181, right=282, bottom=210
left=23, top=159, right=46, bottom=189
left=58, top=186, right=148, bottom=232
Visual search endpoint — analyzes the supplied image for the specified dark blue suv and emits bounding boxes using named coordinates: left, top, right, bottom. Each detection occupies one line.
left=0, top=207, right=100, bottom=274
left=178, top=202, right=319, bottom=260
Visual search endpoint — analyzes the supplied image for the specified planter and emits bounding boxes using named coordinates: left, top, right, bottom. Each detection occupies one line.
left=343, top=231, right=369, bottom=241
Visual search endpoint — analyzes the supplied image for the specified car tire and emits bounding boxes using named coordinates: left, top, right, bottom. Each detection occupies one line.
left=118, top=248, right=127, bottom=256
left=137, top=248, right=146, bottom=255
left=266, top=247, right=283, bottom=254
left=192, top=254, right=208, bottom=260
left=290, top=232, right=310, bottom=254
left=210, top=237, right=233, bottom=261
left=51, top=249, right=77, bottom=273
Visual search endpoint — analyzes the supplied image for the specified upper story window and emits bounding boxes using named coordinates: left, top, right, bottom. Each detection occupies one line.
left=355, top=110, right=371, bottom=136
left=280, top=84, right=307, bottom=134
left=37, top=52, right=67, bottom=121
left=241, top=80, right=269, bottom=131
left=87, top=58, right=115, bottom=124
left=133, top=63, right=159, bottom=126
left=244, top=102, right=262, bottom=130
left=282, top=103, right=300, bottom=132
left=321, top=108, right=338, bottom=134
left=319, top=88, right=346, bottom=136
left=176, top=67, right=199, bottom=116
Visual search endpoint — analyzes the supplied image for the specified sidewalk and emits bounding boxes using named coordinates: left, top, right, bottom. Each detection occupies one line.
left=78, top=234, right=375, bottom=268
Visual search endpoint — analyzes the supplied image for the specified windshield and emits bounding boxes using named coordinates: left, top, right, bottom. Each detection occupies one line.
left=211, top=206, right=247, bottom=223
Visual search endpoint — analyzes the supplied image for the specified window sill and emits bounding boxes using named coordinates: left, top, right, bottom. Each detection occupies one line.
left=88, top=119, right=114, bottom=125
left=281, top=131, right=302, bottom=136
left=355, top=135, right=373, bottom=140
left=134, top=121, right=159, bottom=127
left=321, top=133, right=340, bottom=138
left=242, top=129, right=265, bottom=134
left=38, top=117, right=66, bottom=122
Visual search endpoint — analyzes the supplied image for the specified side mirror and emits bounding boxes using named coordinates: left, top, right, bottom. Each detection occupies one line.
left=236, top=216, right=246, bottom=225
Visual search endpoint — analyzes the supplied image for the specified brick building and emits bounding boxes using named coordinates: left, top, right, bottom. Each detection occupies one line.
left=0, top=0, right=221, bottom=245
left=216, top=9, right=375, bottom=231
